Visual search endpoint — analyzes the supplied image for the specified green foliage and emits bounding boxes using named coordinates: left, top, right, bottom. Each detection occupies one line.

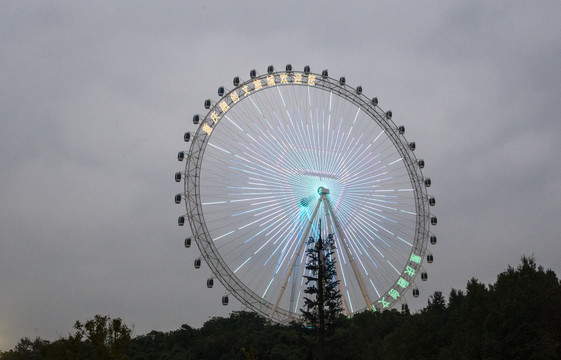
left=300, top=232, right=344, bottom=360
left=300, top=234, right=343, bottom=331
left=0, top=337, right=47, bottom=360
left=2, top=256, right=560, bottom=359
left=72, top=315, right=132, bottom=359
left=3, top=315, right=133, bottom=360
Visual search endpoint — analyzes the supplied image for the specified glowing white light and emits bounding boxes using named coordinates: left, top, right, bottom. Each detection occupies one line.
left=263, top=277, right=276, bottom=297
left=277, top=87, right=286, bottom=107
left=377, top=224, right=395, bottom=236
left=370, top=279, right=381, bottom=297
left=202, top=201, right=227, bottom=205
left=352, top=107, right=361, bottom=124
left=373, top=130, right=384, bottom=143
left=346, top=290, right=354, bottom=313
left=386, top=260, right=400, bottom=275
left=249, top=96, right=263, bottom=116
left=224, top=115, right=244, bottom=132
left=230, top=196, right=276, bottom=203
left=294, top=291, right=302, bottom=311
left=214, top=230, right=235, bottom=241
left=208, top=143, right=231, bottom=154
left=397, top=236, right=412, bottom=246
left=234, top=257, right=252, bottom=273
left=388, top=158, right=402, bottom=166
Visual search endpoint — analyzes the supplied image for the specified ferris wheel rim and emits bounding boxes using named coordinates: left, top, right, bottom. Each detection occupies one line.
left=181, top=66, right=434, bottom=322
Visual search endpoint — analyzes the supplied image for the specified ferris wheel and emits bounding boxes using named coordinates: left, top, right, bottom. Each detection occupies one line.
left=175, top=65, right=437, bottom=322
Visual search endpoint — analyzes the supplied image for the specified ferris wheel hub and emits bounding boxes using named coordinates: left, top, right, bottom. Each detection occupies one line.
left=317, top=187, right=330, bottom=195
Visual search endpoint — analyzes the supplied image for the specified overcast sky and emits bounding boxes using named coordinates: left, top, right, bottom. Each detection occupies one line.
left=1, top=0, right=560, bottom=351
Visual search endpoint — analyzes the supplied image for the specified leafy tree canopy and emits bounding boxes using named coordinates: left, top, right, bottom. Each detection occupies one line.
left=2, top=256, right=560, bottom=360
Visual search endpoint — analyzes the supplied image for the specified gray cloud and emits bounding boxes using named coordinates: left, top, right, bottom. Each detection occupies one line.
left=1, top=0, right=560, bottom=350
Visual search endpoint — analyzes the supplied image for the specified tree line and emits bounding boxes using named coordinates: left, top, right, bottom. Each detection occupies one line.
left=2, top=256, right=560, bottom=359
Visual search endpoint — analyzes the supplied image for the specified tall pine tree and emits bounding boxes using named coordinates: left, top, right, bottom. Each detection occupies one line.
left=301, top=227, right=343, bottom=360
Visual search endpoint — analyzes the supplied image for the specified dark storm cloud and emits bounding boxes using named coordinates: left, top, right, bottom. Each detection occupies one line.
left=1, top=0, right=560, bottom=350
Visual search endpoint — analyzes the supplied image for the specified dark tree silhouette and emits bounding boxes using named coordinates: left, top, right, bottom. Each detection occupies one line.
left=300, top=229, right=343, bottom=360
left=2, top=255, right=560, bottom=360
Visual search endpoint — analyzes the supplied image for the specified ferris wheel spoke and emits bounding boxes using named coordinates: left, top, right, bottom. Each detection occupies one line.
left=292, top=115, right=320, bottom=171
left=275, top=114, right=311, bottom=173
left=326, top=120, right=346, bottom=172
left=324, top=193, right=373, bottom=309
left=339, top=141, right=374, bottom=173
left=269, top=193, right=323, bottom=319
left=349, top=220, right=388, bottom=254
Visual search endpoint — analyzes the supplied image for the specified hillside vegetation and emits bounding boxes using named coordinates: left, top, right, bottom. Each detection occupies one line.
left=2, top=256, right=560, bottom=359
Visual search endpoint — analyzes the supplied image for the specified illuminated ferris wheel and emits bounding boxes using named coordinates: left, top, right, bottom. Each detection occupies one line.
left=175, top=65, right=437, bottom=322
